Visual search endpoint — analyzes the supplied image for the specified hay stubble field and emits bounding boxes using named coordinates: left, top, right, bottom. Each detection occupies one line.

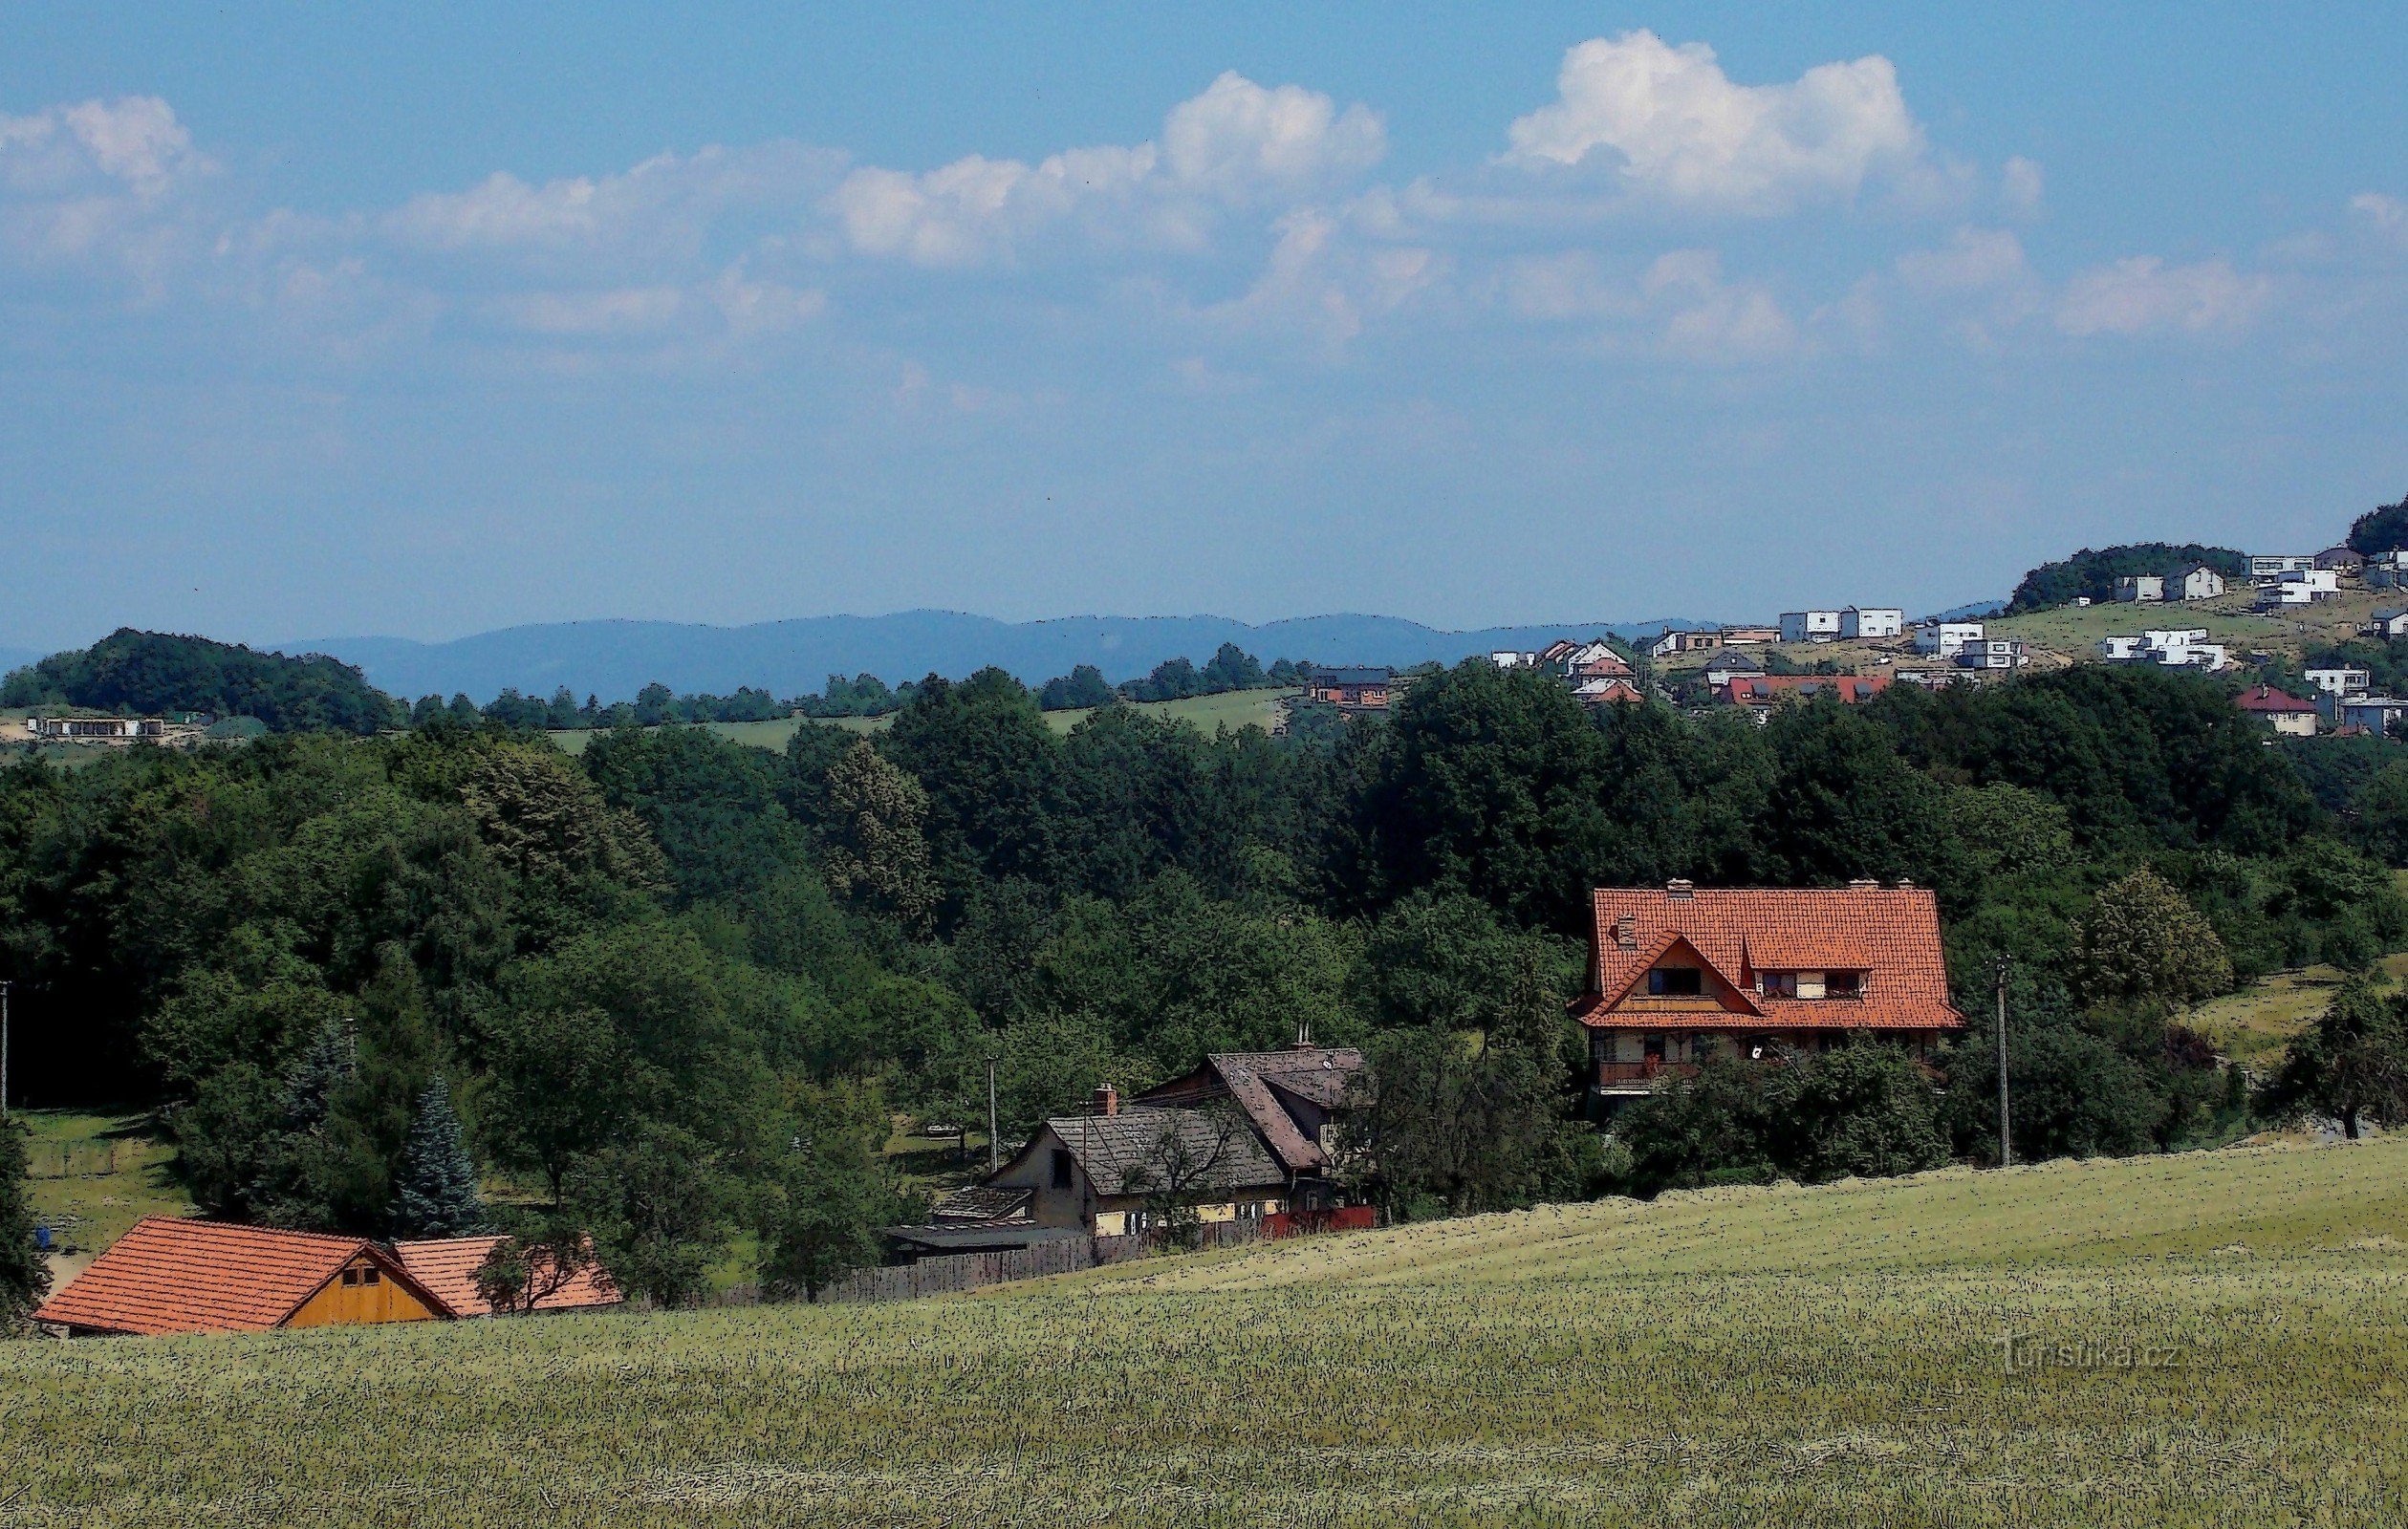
left=3, top=1138, right=2404, bottom=1527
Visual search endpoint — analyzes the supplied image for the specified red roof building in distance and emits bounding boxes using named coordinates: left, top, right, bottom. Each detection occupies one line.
left=1720, top=674, right=1892, bottom=711
left=34, top=1217, right=450, bottom=1337
left=391, top=1237, right=622, bottom=1317
left=1568, top=881, right=1966, bottom=1112
left=2234, top=683, right=2319, bottom=737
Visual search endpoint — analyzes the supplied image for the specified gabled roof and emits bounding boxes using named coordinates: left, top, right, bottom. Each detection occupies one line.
left=1135, top=1047, right=1367, bottom=1172
left=390, top=1237, right=621, bottom=1318
left=34, top=1217, right=445, bottom=1336
left=1573, top=885, right=1964, bottom=1032
left=1042, top=1108, right=1287, bottom=1196
left=1722, top=676, right=1891, bottom=705
left=2234, top=684, right=2316, bottom=715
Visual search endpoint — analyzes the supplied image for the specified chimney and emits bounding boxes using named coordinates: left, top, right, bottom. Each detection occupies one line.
left=1894, top=878, right=1916, bottom=890
left=1849, top=877, right=1879, bottom=891
left=1665, top=878, right=1695, bottom=900
left=1614, top=915, right=1638, bottom=950
left=1092, top=1084, right=1119, bottom=1117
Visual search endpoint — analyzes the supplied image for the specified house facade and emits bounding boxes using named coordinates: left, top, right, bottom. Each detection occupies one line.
left=2115, top=574, right=2165, bottom=603
left=2173, top=565, right=2227, bottom=600
left=2365, top=609, right=2408, bottom=640
left=2249, top=553, right=2314, bottom=581
left=2234, top=684, right=2318, bottom=737
left=1840, top=607, right=1905, bottom=640
left=2340, top=697, right=2408, bottom=736
left=2303, top=666, right=2372, bottom=698
left=920, top=1048, right=1369, bottom=1245
left=1306, top=667, right=1393, bottom=712
left=1778, top=611, right=1843, bottom=643
left=2316, top=546, right=2366, bottom=572
left=1914, top=621, right=1985, bottom=658
left=1954, top=638, right=2028, bottom=670
left=1719, top=625, right=1782, bottom=646
left=1568, top=882, right=1966, bottom=1113
left=1649, top=629, right=1723, bottom=658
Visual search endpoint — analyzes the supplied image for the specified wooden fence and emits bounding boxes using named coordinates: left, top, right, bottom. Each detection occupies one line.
left=814, top=1214, right=1334, bottom=1305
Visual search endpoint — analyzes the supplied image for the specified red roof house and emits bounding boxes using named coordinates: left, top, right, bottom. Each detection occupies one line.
left=2234, top=683, right=2318, bottom=736
left=391, top=1236, right=621, bottom=1317
left=34, top=1217, right=450, bottom=1337
left=1568, top=881, right=1965, bottom=1109
left=1720, top=675, right=1892, bottom=712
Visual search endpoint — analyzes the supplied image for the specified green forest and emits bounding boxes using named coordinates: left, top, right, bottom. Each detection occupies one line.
left=7, top=658, right=2408, bottom=1316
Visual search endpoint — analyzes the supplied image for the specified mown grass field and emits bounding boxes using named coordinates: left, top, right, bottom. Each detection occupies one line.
left=547, top=688, right=1297, bottom=756
left=6, top=1138, right=2404, bottom=1527
left=17, top=1109, right=191, bottom=1266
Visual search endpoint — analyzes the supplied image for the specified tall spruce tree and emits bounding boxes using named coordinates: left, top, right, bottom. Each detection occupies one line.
left=1, top=1117, right=50, bottom=1328
left=394, top=1077, right=486, bottom=1238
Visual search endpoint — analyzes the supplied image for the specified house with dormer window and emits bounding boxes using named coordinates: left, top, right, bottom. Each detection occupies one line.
left=1567, top=880, right=1966, bottom=1112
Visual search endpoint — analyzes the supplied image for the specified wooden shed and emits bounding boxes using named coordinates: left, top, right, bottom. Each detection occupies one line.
left=33, top=1217, right=450, bottom=1337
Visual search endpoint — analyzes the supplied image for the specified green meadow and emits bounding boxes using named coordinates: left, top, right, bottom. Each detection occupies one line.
left=6, top=1136, right=2404, bottom=1528
left=546, top=687, right=1298, bottom=755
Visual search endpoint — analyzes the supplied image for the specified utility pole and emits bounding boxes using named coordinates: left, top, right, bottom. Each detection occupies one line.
left=1, top=980, right=11, bottom=1120
left=1994, top=958, right=2011, bottom=1169
left=987, top=1056, right=999, bottom=1174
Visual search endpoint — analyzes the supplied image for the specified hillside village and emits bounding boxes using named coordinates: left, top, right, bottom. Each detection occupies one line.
left=11, top=504, right=2408, bottom=1334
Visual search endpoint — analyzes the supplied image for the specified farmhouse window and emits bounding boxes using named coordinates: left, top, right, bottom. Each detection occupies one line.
left=361, top=1267, right=380, bottom=1285
left=341, top=1268, right=360, bottom=1286
left=1647, top=966, right=1703, bottom=997
left=1828, top=971, right=1863, bottom=998
left=1051, top=1149, right=1074, bottom=1189
left=1761, top=971, right=1798, bottom=998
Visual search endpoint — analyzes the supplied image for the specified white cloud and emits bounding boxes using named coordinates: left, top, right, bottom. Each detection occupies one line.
left=2352, top=192, right=2408, bottom=249
left=1898, top=226, right=2029, bottom=293
left=830, top=73, right=1385, bottom=268
left=383, top=141, right=842, bottom=256
left=1502, top=32, right=1923, bottom=214
left=2055, top=256, right=2270, bottom=336
left=499, top=286, right=686, bottom=335
left=1642, top=248, right=1798, bottom=360
left=1, top=96, right=206, bottom=197
left=2002, top=157, right=2045, bottom=218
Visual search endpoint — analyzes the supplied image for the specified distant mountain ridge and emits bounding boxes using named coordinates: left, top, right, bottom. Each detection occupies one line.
left=296, top=612, right=1725, bottom=702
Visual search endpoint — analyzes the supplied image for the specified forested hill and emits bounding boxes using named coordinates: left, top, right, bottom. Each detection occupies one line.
left=2007, top=544, right=2247, bottom=614
left=300, top=611, right=1718, bottom=702
left=1, top=629, right=402, bottom=734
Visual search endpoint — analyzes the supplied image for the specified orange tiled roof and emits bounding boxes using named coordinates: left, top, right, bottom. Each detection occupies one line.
left=33, top=1217, right=444, bottom=1336
left=1722, top=675, right=1891, bottom=705
left=391, top=1237, right=622, bottom=1317
left=1573, top=885, right=1964, bottom=1032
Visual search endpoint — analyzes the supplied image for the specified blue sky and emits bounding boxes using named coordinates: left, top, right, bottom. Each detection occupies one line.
left=5, top=4, right=2406, bottom=651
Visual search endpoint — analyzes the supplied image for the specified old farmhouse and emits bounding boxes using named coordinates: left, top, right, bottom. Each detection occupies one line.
left=904, top=1046, right=1368, bottom=1250
left=1568, top=881, right=1966, bottom=1114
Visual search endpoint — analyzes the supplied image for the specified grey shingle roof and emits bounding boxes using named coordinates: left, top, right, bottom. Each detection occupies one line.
left=1048, top=1108, right=1285, bottom=1197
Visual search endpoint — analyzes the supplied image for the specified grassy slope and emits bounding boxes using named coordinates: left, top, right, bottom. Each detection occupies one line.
left=7, top=1139, right=2405, bottom=1527
left=548, top=689, right=1296, bottom=755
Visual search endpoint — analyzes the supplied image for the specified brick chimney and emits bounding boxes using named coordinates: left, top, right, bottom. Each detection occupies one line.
left=1092, top=1084, right=1119, bottom=1117
left=1665, top=878, right=1695, bottom=900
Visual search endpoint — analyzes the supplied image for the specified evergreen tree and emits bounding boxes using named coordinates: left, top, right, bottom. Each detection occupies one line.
left=394, top=1076, right=486, bottom=1238
left=1, top=1116, right=51, bottom=1329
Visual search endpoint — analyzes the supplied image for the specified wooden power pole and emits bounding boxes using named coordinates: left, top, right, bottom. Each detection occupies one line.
left=987, top=1055, right=999, bottom=1174
left=1995, top=958, right=2011, bottom=1168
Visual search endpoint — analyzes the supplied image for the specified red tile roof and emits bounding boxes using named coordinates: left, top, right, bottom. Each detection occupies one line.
left=33, top=1217, right=445, bottom=1336
left=1722, top=675, right=1892, bottom=705
left=2234, top=684, right=2315, bottom=715
left=1573, top=885, right=1964, bottom=1033
left=391, top=1237, right=621, bottom=1317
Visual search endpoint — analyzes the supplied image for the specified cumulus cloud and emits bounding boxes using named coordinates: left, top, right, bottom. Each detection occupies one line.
left=1, top=96, right=207, bottom=197
left=2055, top=256, right=2270, bottom=336
left=384, top=141, right=841, bottom=260
left=1502, top=32, right=1923, bottom=214
left=2353, top=192, right=2408, bottom=249
left=1194, top=206, right=1442, bottom=349
left=830, top=72, right=1384, bottom=268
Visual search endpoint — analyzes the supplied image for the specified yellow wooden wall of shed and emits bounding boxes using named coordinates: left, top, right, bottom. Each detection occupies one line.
left=284, top=1257, right=443, bottom=1328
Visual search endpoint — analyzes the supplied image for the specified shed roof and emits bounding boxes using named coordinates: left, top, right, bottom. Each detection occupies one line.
left=390, top=1237, right=621, bottom=1318
left=34, top=1217, right=445, bottom=1336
